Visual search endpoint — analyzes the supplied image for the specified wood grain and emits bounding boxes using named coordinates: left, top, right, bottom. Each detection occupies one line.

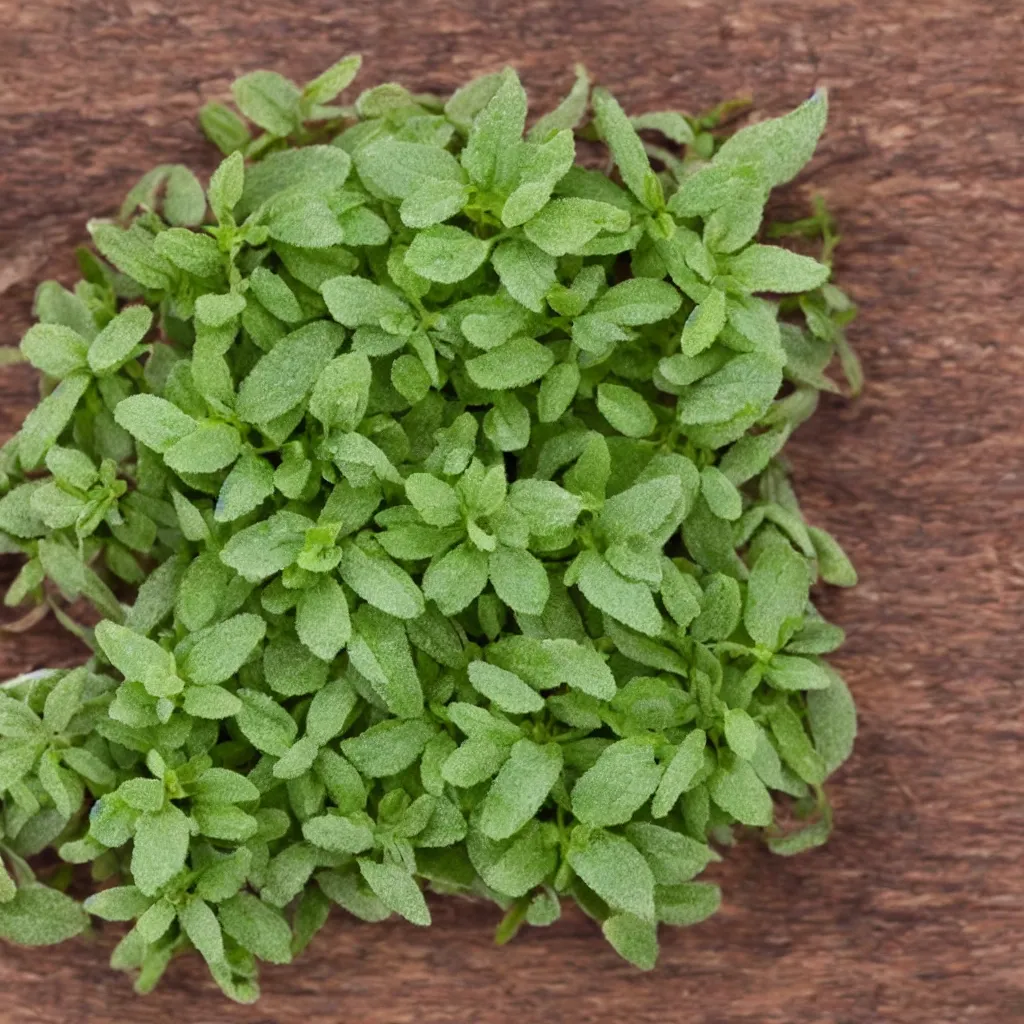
left=1, top=1, right=1022, bottom=1021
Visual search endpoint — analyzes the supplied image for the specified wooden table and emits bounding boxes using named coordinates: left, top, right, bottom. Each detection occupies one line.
left=1, top=1, right=1022, bottom=1021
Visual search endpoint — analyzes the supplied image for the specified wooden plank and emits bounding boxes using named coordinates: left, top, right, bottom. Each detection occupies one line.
left=0, top=1, right=1022, bottom=1021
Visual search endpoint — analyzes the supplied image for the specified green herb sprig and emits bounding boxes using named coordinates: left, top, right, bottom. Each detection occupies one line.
left=0, top=55, right=859, bottom=1000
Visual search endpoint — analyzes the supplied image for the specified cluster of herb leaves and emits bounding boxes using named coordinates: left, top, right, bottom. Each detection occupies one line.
left=0, top=55, right=860, bottom=1001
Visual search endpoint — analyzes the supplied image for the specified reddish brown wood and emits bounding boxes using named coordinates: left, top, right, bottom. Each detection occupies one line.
left=1, top=1, right=1022, bottom=1021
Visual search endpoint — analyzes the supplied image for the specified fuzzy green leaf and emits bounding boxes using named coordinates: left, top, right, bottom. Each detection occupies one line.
left=568, top=828, right=655, bottom=921
left=478, top=739, right=562, bottom=840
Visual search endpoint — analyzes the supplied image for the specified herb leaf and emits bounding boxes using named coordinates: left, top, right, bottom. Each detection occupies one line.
left=0, top=57, right=859, bottom=992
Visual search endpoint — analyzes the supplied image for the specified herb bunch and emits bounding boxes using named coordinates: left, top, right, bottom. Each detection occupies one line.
left=0, top=55, right=860, bottom=1001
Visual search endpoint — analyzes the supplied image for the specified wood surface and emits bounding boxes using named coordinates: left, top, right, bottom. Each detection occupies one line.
left=1, top=1, right=1022, bottom=1021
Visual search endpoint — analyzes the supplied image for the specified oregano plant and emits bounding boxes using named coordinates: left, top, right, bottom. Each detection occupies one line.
left=0, top=55, right=860, bottom=1000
